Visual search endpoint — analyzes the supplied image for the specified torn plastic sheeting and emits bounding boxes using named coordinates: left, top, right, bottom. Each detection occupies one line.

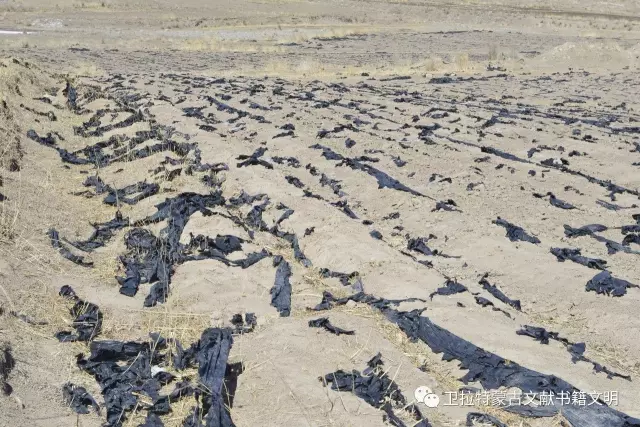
left=321, top=353, right=431, bottom=427
left=517, top=325, right=631, bottom=381
left=272, top=156, right=301, bottom=168
left=196, top=328, right=235, bottom=427
left=285, top=175, right=305, bottom=189
left=236, top=147, right=273, bottom=169
left=228, top=191, right=267, bottom=207
left=313, top=285, right=639, bottom=425
left=123, top=192, right=226, bottom=306
left=309, top=143, right=426, bottom=197
left=432, top=199, right=460, bottom=212
left=429, top=280, right=467, bottom=300
left=47, top=228, right=94, bottom=267
left=230, top=313, right=257, bottom=334
left=473, top=296, right=512, bottom=318
left=550, top=247, right=608, bottom=270
left=77, top=338, right=171, bottom=426
left=318, top=269, right=364, bottom=292
left=492, top=217, right=541, bottom=244
left=407, top=236, right=458, bottom=258
left=589, top=234, right=640, bottom=255
left=187, top=233, right=245, bottom=256
left=533, top=192, right=576, bottom=210
left=466, top=412, right=507, bottom=427
left=597, top=200, right=637, bottom=211
left=619, top=224, right=640, bottom=234
left=370, top=230, right=383, bottom=240
left=65, top=210, right=129, bottom=252
left=586, top=271, right=639, bottom=297
left=330, top=199, right=358, bottom=219
left=26, top=129, right=57, bottom=146
left=564, top=224, right=608, bottom=238
left=480, top=146, right=531, bottom=164
left=63, top=382, right=100, bottom=415
left=271, top=256, right=292, bottom=317
left=622, top=234, right=640, bottom=246
left=0, top=342, right=15, bottom=396
left=478, top=275, right=522, bottom=311
left=310, top=291, right=425, bottom=312
left=273, top=228, right=313, bottom=267
left=64, top=81, right=78, bottom=110
left=319, top=173, right=344, bottom=196
left=309, top=317, right=355, bottom=335
left=55, top=285, right=103, bottom=342
left=75, top=110, right=145, bottom=138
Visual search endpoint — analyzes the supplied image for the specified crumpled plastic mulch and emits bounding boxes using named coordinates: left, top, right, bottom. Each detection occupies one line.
left=492, top=217, right=541, bottom=244
left=62, top=382, right=100, bottom=414
left=585, top=271, right=639, bottom=297
left=230, top=313, right=257, bottom=334
left=55, top=285, right=103, bottom=342
left=550, top=247, right=608, bottom=270
left=76, top=328, right=240, bottom=427
left=271, top=256, right=292, bottom=317
left=517, top=325, right=631, bottom=381
left=321, top=353, right=431, bottom=427
left=120, top=191, right=226, bottom=306
left=308, top=317, right=355, bottom=335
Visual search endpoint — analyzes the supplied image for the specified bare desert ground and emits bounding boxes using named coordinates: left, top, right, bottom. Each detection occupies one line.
left=1, top=1, right=640, bottom=426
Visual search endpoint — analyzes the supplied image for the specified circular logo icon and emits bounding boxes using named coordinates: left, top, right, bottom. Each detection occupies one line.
left=414, top=386, right=432, bottom=403
left=423, top=393, right=440, bottom=408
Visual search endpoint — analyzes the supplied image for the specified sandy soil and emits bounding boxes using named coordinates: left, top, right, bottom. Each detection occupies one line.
left=1, top=1, right=640, bottom=427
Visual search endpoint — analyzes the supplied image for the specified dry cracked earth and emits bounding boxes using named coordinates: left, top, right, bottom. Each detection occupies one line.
left=1, top=30, right=640, bottom=427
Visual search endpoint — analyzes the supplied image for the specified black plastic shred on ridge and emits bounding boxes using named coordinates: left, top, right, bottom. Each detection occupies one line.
left=76, top=328, right=240, bottom=427
left=47, top=228, right=94, bottom=267
left=585, top=271, right=639, bottom=297
left=550, top=247, right=608, bottom=270
left=55, top=285, right=103, bottom=342
left=564, top=224, right=608, bottom=238
left=82, top=176, right=159, bottom=206
left=309, top=143, right=426, bottom=197
left=308, top=317, right=355, bottom=335
left=314, top=291, right=640, bottom=426
left=493, top=217, right=541, bottom=244
left=517, top=325, right=631, bottom=381
left=321, top=353, right=431, bottom=427
left=429, top=280, right=467, bottom=300
left=478, top=274, right=521, bottom=311
left=236, top=147, right=273, bottom=169
left=118, top=192, right=226, bottom=306
left=533, top=192, right=576, bottom=210
left=271, top=256, right=292, bottom=317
